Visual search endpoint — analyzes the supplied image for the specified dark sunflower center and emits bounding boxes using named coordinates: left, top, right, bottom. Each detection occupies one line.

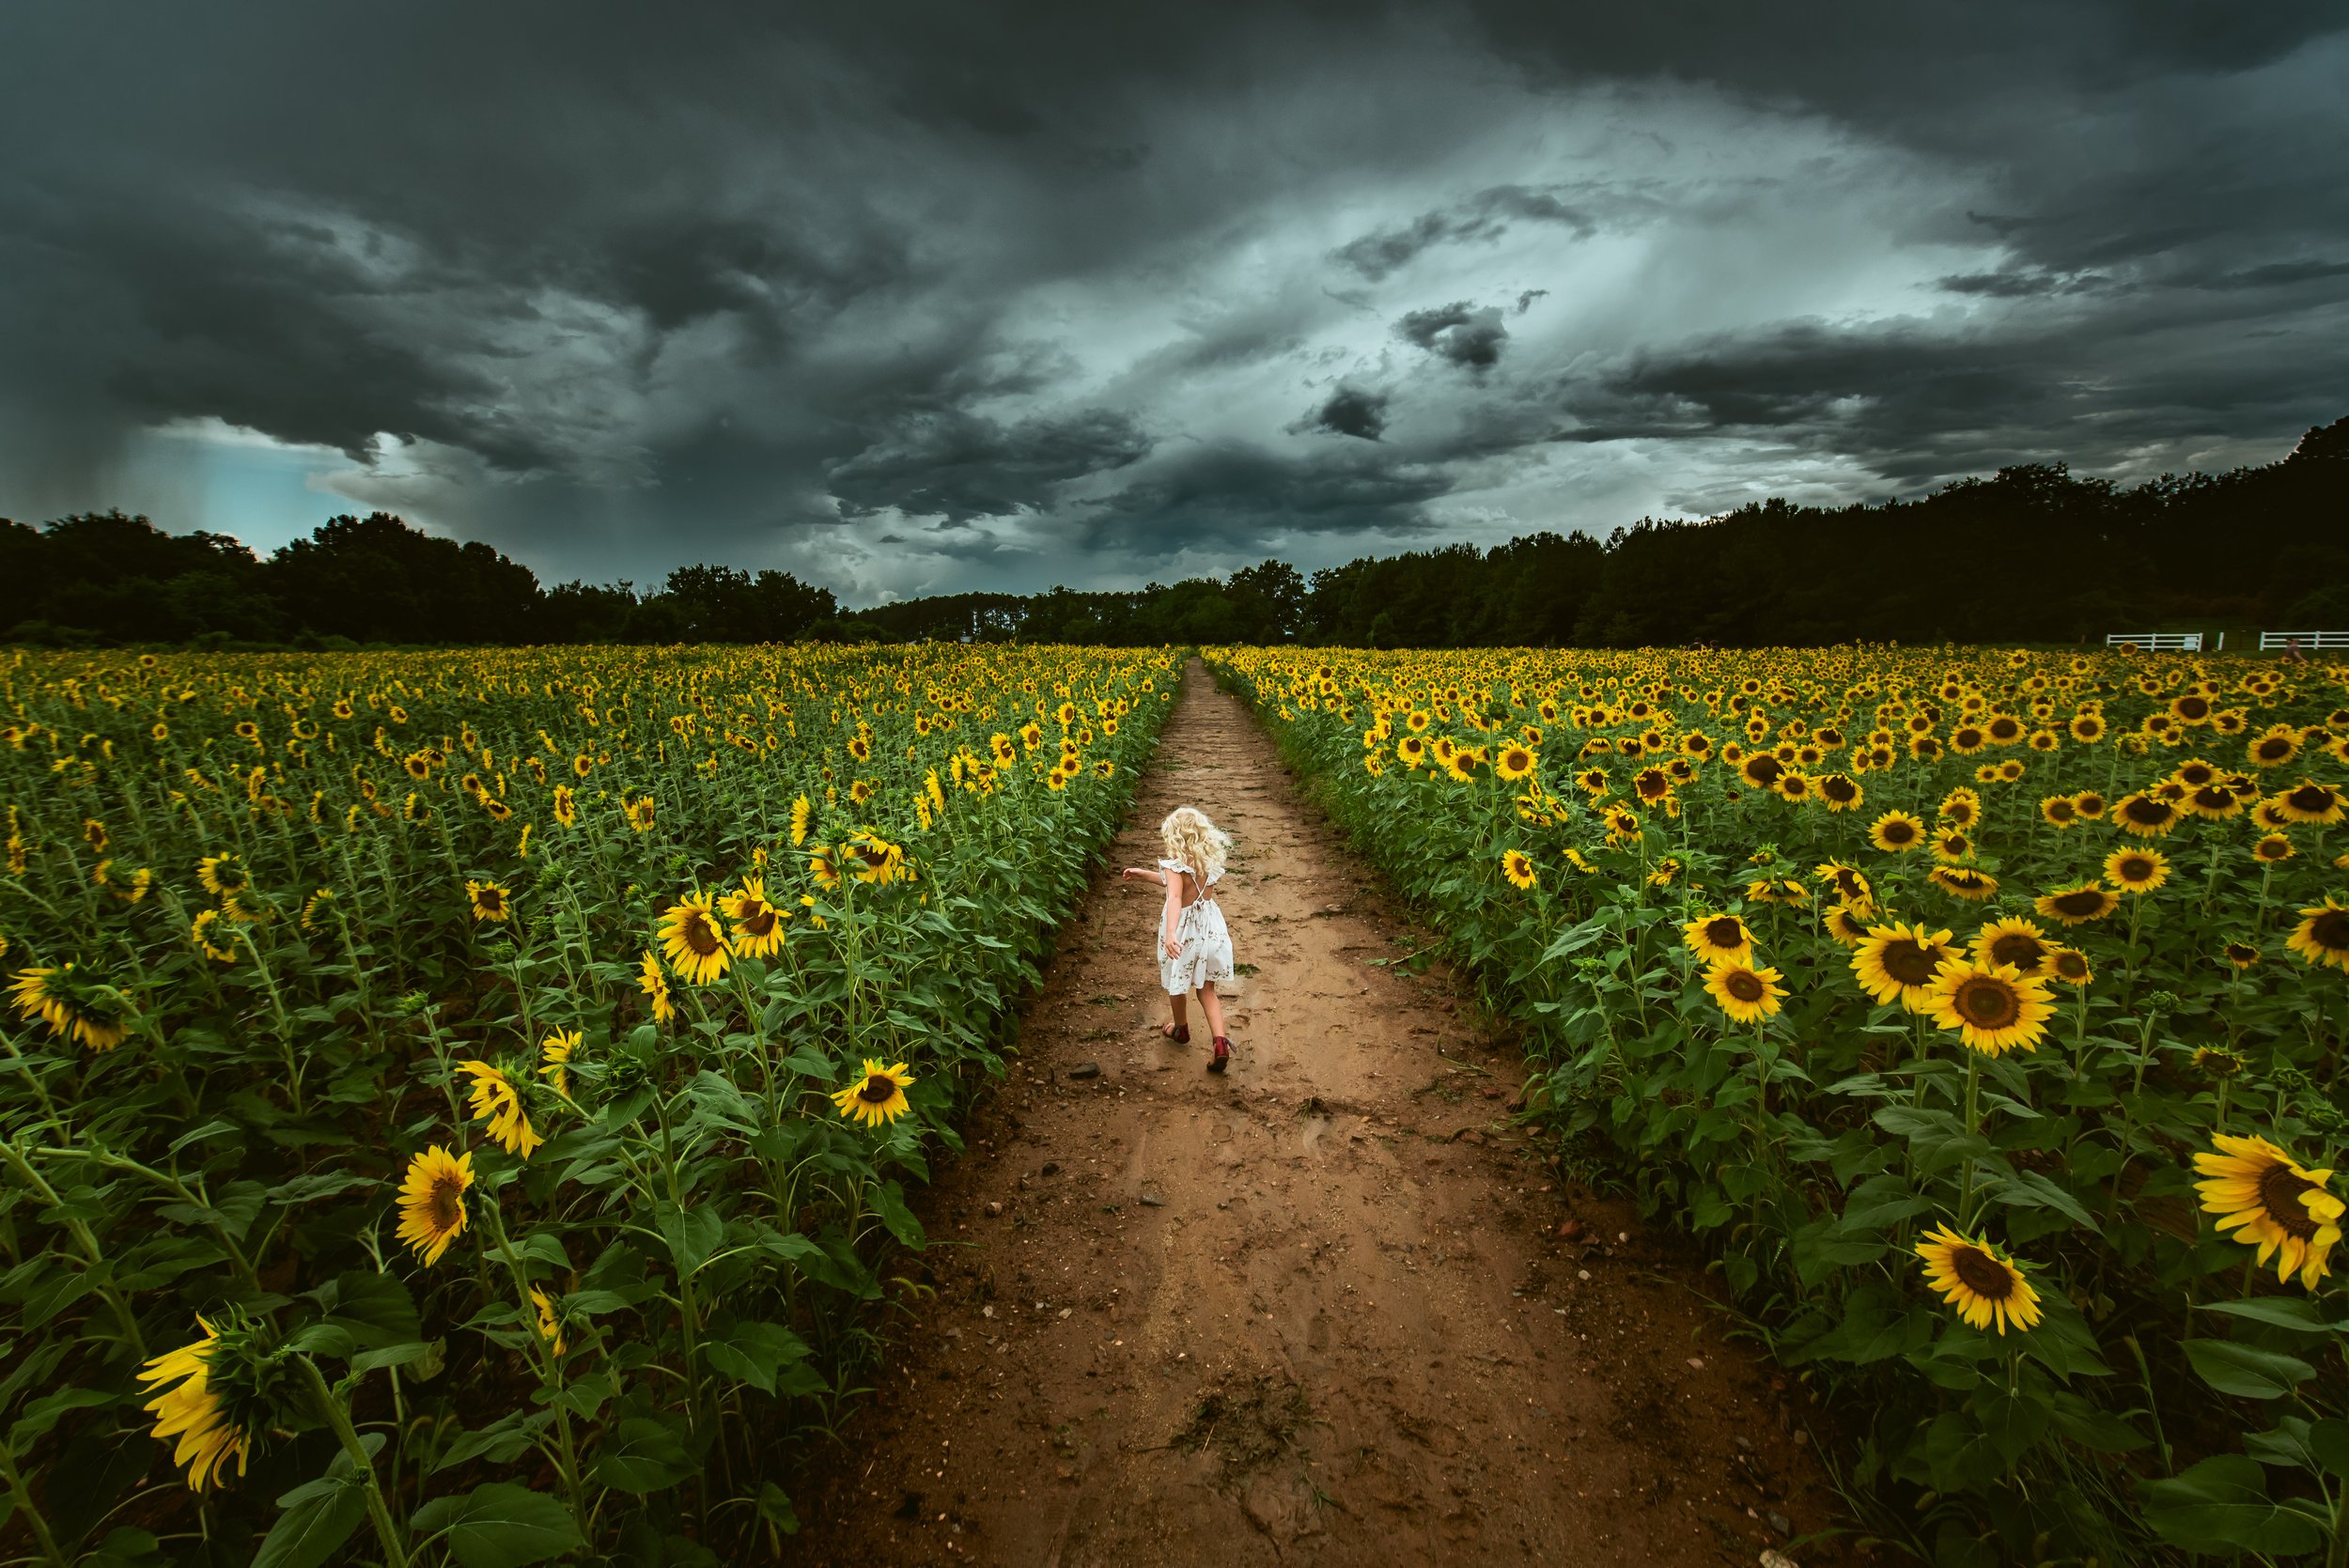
left=1825, top=778, right=1856, bottom=801
left=1883, top=941, right=1940, bottom=986
left=2055, top=953, right=2088, bottom=980
left=2118, top=858, right=2153, bottom=884
left=2123, top=798, right=2172, bottom=826
left=2312, top=911, right=2349, bottom=953
left=2193, top=787, right=2232, bottom=811
left=859, top=1074, right=897, bottom=1104
left=478, top=891, right=504, bottom=913
left=1703, top=918, right=1743, bottom=949
left=2259, top=738, right=2292, bottom=760
left=1990, top=935, right=2046, bottom=970
left=1745, top=756, right=1781, bottom=784
left=2288, top=785, right=2334, bottom=814
left=1724, top=970, right=1766, bottom=1002
left=428, top=1174, right=463, bottom=1229
left=2259, top=1162, right=2321, bottom=1240
left=2047, top=801, right=2075, bottom=820
left=1883, top=821, right=1917, bottom=845
left=683, top=916, right=721, bottom=955
left=739, top=907, right=777, bottom=937
left=1956, top=976, right=2021, bottom=1027
left=1950, top=1245, right=2015, bottom=1300
left=2053, top=890, right=2107, bottom=917
left=2177, top=697, right=2209, bottom=720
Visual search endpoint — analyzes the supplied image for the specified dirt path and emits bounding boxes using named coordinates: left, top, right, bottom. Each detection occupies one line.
left=789, top=662, right=1849, bottom=1566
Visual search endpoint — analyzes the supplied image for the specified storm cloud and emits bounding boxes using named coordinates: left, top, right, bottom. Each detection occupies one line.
left=1, top=1, right=2343, bottom=602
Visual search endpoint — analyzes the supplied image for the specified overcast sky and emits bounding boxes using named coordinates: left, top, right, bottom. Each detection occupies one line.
left=4, top=3, right=2345, bottom=603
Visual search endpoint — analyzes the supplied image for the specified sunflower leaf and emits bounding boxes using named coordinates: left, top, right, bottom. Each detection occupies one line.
left=2197, top=1297, right=2343, bottom=1335
left=2141, top=1454, right=2326, bottom=1555
left=2183, top=1339, right=2315, bottom=1400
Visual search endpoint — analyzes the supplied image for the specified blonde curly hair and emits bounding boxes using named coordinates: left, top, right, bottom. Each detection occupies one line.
left=1159, top=806, right=1231, bottom=886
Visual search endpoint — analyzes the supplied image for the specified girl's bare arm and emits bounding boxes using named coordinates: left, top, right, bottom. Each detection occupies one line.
left=1159, top=881, right=1183, bottom=957
left=1120, top=866, right=1167, bottom=885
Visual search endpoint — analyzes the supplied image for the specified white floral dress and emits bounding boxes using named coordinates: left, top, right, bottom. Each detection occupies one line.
left=1157, top=860, right=1234, bottom=996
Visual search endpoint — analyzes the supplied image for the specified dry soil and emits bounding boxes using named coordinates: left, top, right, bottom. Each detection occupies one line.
left=787, top=662, right=1852, bottom=1567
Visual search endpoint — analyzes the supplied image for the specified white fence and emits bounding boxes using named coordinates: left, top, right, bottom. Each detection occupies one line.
left=2106, top=632, right=2203, bottom=653
left=2261, top=631, right=2349, bottom=650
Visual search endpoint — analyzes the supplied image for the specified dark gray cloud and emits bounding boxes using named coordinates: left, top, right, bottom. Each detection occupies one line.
left=0, top=0, right=2343, bottom=600
left=1396, top=303, right=1510, bottom=371
left=1297, top=387, right=1390, bottom=442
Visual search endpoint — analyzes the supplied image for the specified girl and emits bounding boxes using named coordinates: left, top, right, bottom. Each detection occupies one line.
left=1121, top=806, right=1236, bottom=1072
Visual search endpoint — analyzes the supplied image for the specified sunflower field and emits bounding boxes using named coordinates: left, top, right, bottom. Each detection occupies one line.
left=0, top=642, right=1174, bottom=1567
left=1207, top=644, right=2349, bottom=1565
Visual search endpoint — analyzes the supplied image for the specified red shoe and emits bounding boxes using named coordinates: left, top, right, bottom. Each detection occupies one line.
left=1207, top=1036, right=1231, bottom=1073
left=1162, top=1023, right=1190, bottom=1045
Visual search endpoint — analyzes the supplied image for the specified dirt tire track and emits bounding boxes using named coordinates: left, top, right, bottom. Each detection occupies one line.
left=788, top=661, right=1851, bottom=1566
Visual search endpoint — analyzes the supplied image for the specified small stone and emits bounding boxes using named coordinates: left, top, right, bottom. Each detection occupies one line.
left=1767, top=1512, right=1794, bottom=1538
left=1040, top=1162, right=1061, bottom=1177
left=984, top=1201, right=1003, bottom=1217
left=1067, top=1063, right=1102, bottom=1080
left=1556, top=1219, right=1584, bottom=1241
left=1576, top=1268, right=1592, bottom=1281
left=982, top=1305, right=995, bottom=1319
left=1687, top=1357, right=1704, bottom=1371
left=1058, top=1307, right=1073, bottom=1319
left=1139, top=1190, right=1166, bottom=1207
left=1616, top=1231, right=1630, bottom=1244
left=1760, top=1553, right=1798, bottom=1568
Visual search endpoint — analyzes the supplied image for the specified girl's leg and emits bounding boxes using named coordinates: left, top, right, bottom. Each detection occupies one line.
left=1195, top=984, right=1227, bottom=1041
left=1164, top=991, right=1189, bottom=1041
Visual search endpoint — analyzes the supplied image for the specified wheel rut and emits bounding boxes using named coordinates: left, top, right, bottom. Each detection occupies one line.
left=788, top=660, right=1851, bottom=1566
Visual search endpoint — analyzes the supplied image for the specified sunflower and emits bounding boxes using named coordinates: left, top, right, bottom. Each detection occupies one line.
left=1495, top=744, right=1535, bottom=782
left=659, top=893, right=732, bottom=985
left=538, top=1031, right=579, bottom=1096
left=1929, top=866, right=1999, bottom=902
left=1500, top=849, right=1537, bottom=891
left=8, top=962, right=132, bottom=1050
left=2072, top=790, right=2108, bottom=820
left=457, top=1061, right=544, bottom=1158
left=2046, top=946, right=2092, bottom=986
left=192, top=908, right=238, bottom=963
left=638, top=949, right=674, bottom=1023
left=2104, top=847, right=2170, bottom=894
left=1682, top=912, right=1755, bottom=966
left=1926, top=960, right=2054, bottom=1055
left=465, top=879, right=511, bottom=924
left=2194, top=1134, right=2346, bottom=1288
left=1932, top=830, right=1973, bottom=863
left=625, top=795, right=657, bottom=833
left=2110, top=792, right=2182, bottom=838
left=2287, top=897, right=2349, bottom=971
left=2039, top=795, right=2078, bottom=829
left=1703, top=958, right=1785, bottom=1024
left=552, top=784, right=577, bottom=827
left=1816, top=904, right=1869, bottom=945
left=2276, top=780, right=2345, bottom=826
left=394, top=1144, right=474, bottom=1264
left=1869, top=811, right=1926, bottom=854
left=724, top=877, right=787, bottom=958
left=1915, top=1225, right=2042, bottom=1335
left=1972, top=916, right=2053, bottom=979
left=1818, top=772, right=1863, bottom=811
left=136, top=1318, right=251, bottom=1491
left=1813, top=861, right=1873, bottom=911
left=790, top=794, right=813, bottom=846
left=831, top=1058, right=916, bottom=1127
left=530, top=1285, right=568, bottom=1358
left=1396, top=736, right=1428, bottom=768
left=1852, top=922, right=1957, bottom=1011
left=2251, top=832, right=2295, bottom=864
left=845, top=832, right=910, bottom=885
left=1939, top=787, right=1982, bottom=828
left=2033, top=883, right=2119, bottom=926
left=196, top=852, right=248, bottom=897
left=2225, top=940, right=2262, bottom=970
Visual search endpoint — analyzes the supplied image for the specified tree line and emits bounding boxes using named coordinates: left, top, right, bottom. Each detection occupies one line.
left=6, top=415, right=2344, bottom=649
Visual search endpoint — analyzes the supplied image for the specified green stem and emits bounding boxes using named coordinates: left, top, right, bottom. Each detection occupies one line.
left=299, top=1356, right=410, bottom=1568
